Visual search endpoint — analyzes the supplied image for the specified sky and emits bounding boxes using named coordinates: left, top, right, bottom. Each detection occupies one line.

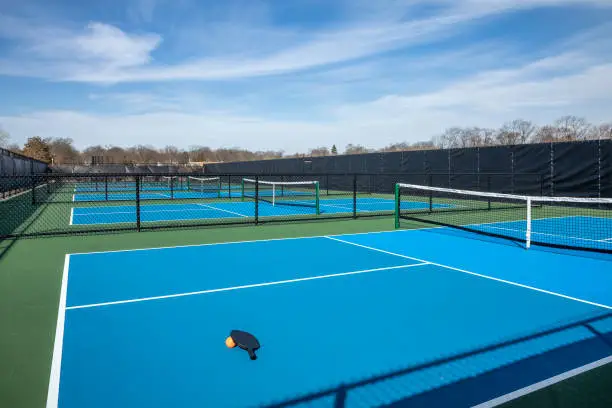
left=1, top=0, right=612, bottom=153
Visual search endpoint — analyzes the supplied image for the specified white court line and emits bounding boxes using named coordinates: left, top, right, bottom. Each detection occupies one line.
left=71, top=207, right=220, bottom=217
left=324, top=236, right=612, bottom=310
left=473, top=355, right=612, bottom=408
left=69, top=208, right=74, bottom=226
left=46, top=255, right=70, bottom=408
left=196, top=203, right=249, bottom=218
left=67, top=228, right=415, bottom=255
left=66, top=263, right=429, bottom=310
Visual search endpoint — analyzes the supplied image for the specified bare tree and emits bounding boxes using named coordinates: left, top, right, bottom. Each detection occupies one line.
left=532, top=125, right=557, bottom=143
left=47, top=138, right=80, bottom=164
left=7, top=143, right=21, bottom=153
left=554, top=116, right=591, bottom=141
left=163, top=145, right=181, bottom=164
left=500, top=119, right=536, bottom=144
left=344, top=144, right=371, bottom=154
left=0, top=127, right=9, bottom=148
left=308, top=147, right=330, bottom=157
left=105, top=146, right=129, bottom=164
left=411, top=141, right=436, bottom=150
left=434, top=127, right=462, bottom=149
left=588, top=123, right=612, bottom=140
left=381, top=142, right=411, bottom=152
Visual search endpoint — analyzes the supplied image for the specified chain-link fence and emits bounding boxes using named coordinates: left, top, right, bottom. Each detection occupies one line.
left=0, top=148, right=49, bottom=200
left=0, top=172, right=543, bottom=239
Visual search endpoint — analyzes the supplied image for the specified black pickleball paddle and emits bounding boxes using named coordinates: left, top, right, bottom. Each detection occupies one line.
left=230, top=330, right=260, bottom=360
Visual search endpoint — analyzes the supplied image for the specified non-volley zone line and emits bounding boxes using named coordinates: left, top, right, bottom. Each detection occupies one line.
left=66, top=263, right=429, bottom=310
left=195, top=203, right=249, bottom=218
left=324, top=236, right=612, bottom=310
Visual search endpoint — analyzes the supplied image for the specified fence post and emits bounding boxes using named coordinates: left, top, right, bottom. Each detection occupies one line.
left=487, top=175, right=492, bottom=210
left=136, top=176, right=141, bottom=231
left=255, top=175, right=259, bottom=225
left=31, top=175, right=36, bottom=205
left=353, top=174, right=357, bottom=219
left=228, top=175, right=232, bottom=200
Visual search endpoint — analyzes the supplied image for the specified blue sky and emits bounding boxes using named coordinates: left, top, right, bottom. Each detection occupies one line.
left=1, top=0, right=611, bottom=153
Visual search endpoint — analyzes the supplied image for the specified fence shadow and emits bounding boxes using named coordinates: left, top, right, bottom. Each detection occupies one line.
left=262, top=313, right=612, bottom=408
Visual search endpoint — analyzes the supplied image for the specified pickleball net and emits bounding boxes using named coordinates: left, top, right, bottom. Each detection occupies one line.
left=241, top=178, right=320, bottom=214
left=187, top=176, right=222, bottom=197
left=394, top=183, right=612, bottom=253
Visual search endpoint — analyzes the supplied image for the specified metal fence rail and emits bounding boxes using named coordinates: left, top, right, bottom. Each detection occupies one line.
left=0, top=172, right=543, bottom=239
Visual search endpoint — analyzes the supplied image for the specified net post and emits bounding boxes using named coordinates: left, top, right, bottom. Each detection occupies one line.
left=228, top=175, right=232, bottom=200
left=31, top=174, right=36, bottom=205
left=241, top=178, right=245, bottom=201
left=105, top=175, right=108, bottom=201
left=394, top=183, right=400, bottom=229
left=170, top=176, right=174, bottom=199
left=352, top=174, right=357, bottom=219
left=315, top=181, right=320, bottom=215
left=136, top=176, right=141, bottom=232
left=254, top=176, right=259, bottom=225
left=280, top=175, right=284, bottom=197
left=526, top=197, right=532, bottom=249
left=427, top=174, right=433, bottom=211
left=218, top=177, right=222, bottom=198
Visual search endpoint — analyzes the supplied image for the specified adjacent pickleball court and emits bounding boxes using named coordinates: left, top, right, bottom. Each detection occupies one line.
left=69, top=197, right=451, bottom=225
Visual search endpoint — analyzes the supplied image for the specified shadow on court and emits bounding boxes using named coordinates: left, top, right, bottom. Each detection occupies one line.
left=262, top=313, right=612, bottom=408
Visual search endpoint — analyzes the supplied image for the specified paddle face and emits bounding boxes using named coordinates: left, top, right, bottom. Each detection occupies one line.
left=230, top=330, right=260, bottom=360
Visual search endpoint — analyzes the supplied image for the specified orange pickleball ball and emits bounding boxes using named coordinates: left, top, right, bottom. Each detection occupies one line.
left=225, top=336, right=236, bottom=348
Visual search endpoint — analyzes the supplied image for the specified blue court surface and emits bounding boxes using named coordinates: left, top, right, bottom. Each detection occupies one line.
left=470, top=216, right=612, bottom=252
left=47, top=228, right=612, bottom=408
left=69, top=198, right=452, bottom=225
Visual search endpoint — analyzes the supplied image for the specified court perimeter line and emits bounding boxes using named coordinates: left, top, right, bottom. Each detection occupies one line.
left=69, top=208, right=74, bottom=226
left=68, top=229, right=409, bottom=255
left=66, top=263, right=429, bottom=310
left=71, top=207, right=221, bottom=216
left=46, top=254, right=70, bottom=408
left=195, top=203, right=249, bottom=218
left=324, top=236, right=612, bottom=310
left=472, top=355, right=612, bottom=408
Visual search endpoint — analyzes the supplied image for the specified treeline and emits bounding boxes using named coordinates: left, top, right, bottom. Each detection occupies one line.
left=1, top=116, right=611, bottom=165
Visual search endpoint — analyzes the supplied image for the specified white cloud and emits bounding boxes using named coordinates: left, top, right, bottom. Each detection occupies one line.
left=1, top=0, right=612, bottom=153
left=1, top=0, right=610, bottom=84
left=0, top=17, right=161, bottom=79
left=3, top=56, right=611, bottom=152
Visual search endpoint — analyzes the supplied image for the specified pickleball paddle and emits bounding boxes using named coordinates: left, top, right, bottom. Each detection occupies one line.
left=230, top=330, right=260, bottom=360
